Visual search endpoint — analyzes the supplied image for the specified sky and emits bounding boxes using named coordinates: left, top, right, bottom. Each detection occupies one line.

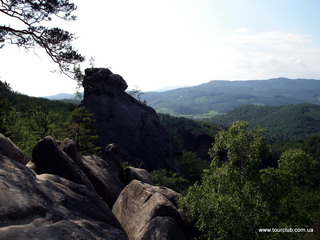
left=1, top=0, right=320, bottom=97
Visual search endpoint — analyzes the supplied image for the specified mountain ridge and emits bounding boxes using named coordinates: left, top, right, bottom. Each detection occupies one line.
left=143, top=77, right=320, bottom=117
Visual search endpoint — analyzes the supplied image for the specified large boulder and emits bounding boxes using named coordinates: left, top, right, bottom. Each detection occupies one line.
left=32, top=136, right=94, bottom=189
left=81, top=68, right=180, bottom=172
left=0, top=133, right=28, bottom=165
left=57, top=138, right=125, bottom=208
left=112, top=180, right=190, bottom=240
left=81, top=155, right=125, bottom=207
left=0, top=154, right=127, bottom=240
left=128, top=167, right=155, bottom=185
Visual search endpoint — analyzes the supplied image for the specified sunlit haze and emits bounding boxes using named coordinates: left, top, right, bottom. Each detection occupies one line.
left=1, top=0, right=320, bottom=96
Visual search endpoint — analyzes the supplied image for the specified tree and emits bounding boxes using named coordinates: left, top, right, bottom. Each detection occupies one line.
left=0, top=0, right=84, bottom=75
left=278, top=148, right=318, bottom=186
left=128, top=85, right=145, bottom=103
left=209, top=121, right=270, bottom=181
left=64, top=106, right=99, bottom=155
left=179, top=121, right=320, bottom=239
left=151, top=169, right=190, bottom=193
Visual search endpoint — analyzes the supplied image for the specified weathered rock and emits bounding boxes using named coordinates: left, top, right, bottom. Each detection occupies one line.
left=82, top=68, right=180, bottom=172
left=139, top=216, right=187, bottom=240
left=0, top=154, right=128, bottom=240
left=60, top=138, right=125, bottom=208
left=0, top=133, right=28, bottom=165
left=100, top=143, right=124, bottom=173
left=128, top=167, right=155, bottom=185
left=179, top=128, right=214, bottom=160
left=82, top=155, right=125, bottom=207
left=32, top=136, right=94, bottom=189
left=112, top=180, right=189, bottom=240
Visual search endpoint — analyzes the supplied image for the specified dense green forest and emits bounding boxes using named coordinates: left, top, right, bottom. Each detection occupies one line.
left=0, top=80, right=97, bottom=158
left=158, top=113, right=222, bottom=147
left=144, top=78, right=320, bottom=118
left=208, top=103, right=320, bottom=142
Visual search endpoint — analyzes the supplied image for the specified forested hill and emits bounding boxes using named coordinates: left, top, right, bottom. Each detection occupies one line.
left=208, top=103, right=320, bottom=142
left=143, top=78, right=320, bottom=118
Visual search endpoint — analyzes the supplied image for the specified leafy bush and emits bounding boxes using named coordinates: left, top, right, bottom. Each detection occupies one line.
left=151, top=169, right=190, bottom=193
left=178, top=151, right=210, bottom=183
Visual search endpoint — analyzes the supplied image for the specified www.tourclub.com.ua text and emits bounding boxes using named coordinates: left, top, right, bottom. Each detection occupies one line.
left=259, top=228, right=314, bottom=233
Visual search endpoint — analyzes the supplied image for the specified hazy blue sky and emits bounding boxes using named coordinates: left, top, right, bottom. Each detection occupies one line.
left=1, top=0, right=320, bottom=96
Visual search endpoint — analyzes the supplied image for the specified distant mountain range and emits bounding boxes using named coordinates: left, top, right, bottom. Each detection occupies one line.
left=143, top=78, right=320, bottom=118
left=45, top=78, right=320, bottom=118
left=44, top=93, right=76, bottom=100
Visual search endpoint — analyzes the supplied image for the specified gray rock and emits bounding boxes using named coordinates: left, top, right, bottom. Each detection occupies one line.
left=128, top=167, right=155, bottom=185
left=60, top=138, right=125, bottom=208
left=82, top=68, right=180, bottom=172
left=82, top=155, right=125, bottom=208
left=112, top=180, right=189, bottom=240
left=0, top=154, right=127, bottom=240
left=139, top=216, right=187, bottom=240
left=0, top=133, right=28, bottom=165
left=32, top=136, right=94, bottom=189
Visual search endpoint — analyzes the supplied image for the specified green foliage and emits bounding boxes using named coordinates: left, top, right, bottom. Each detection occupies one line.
left=150, top=152, right=209, bottom=193
left=278, top=149, right=319, bottom=186
left=178, top=151, right=210, bottom=183
left=209, top=121, right=270, bottom=180
left=158, top=113, right=221, bottom=148
left=209, top=103, right=320, bottom=143
left=0, top=81, right=101, bottom=157
left=64, top=106, right=99, bottom=155
left=151, top=169, right=190, bottom=193
left=180, top=121, right=320, bottom=240
left=2, top=107, right=66, bottom=158
left=273, top=134, right=320, bottom=162
left=118, top=161, right=132, bottom=183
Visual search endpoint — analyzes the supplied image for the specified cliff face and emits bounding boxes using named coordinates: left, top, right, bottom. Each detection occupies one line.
left=82, top=68, right=180, bottom=171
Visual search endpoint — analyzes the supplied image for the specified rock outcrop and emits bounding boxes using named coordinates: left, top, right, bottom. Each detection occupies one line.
left=128, top=167, right=155, bottom=185
left=0, top=154, right=127, bottom=240
left=32, top=137, right=125, bottom=208
left=0, top=133, right=28, bottom=165
left=81, top=68, right=180, bottom=171
left=1, top=133, right=191, bottom=240
left=179, top=128, right=214, bottom=160
left=32, top=136, right=95, bottom=190
left=112, top=180, right=190, bottom=240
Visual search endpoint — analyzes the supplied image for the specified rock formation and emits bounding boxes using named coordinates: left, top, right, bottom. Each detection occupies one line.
left=81, top=68, right=180, bottom=171
left=0, top=153, right=127, bottom=239
left=112, top=180, right=190, bottom=240
left=128, top=167, right=155, bottom=185
left=0, top=133, right=28, bottom=165
left=179, top=128, right=214, bottom=160
left=31, top=137, right=126, bottom=208
left=0, top=134, right=191, bottom=239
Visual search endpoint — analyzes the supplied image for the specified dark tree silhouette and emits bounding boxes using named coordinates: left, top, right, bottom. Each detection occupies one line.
left=0, top=0, right=84, bottom=75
